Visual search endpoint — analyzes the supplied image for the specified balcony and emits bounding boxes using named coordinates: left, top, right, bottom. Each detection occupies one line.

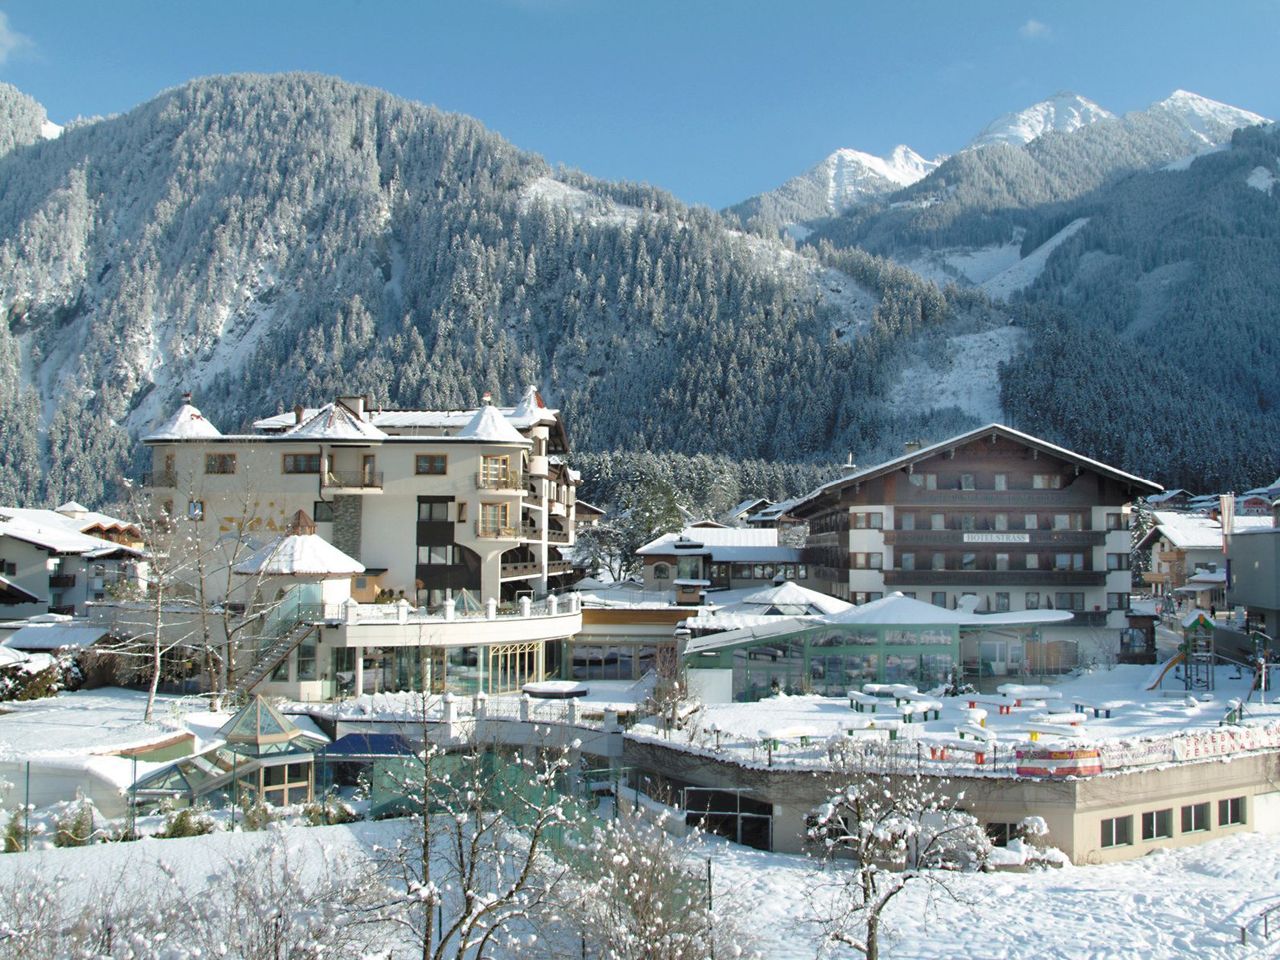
left=893, top=486, right=1098, bottom=507
left=322, top=470, right=383, bottom=491
left=475, top=472, right=526, bottom=492
left=882, top=529, right=1105, bottom=548
left=547, top=528, right=571, bottom=545
left=143, top=471, right=178, bottom=488
left=547, top=559, right=573, bottom=576
left=475, top=521, right=519, bottom=540
left=883, top=569, right=1106, bottom=587
left=49, top=573, right=77, bottom=589
left=501, top=560, right=542, bottom=580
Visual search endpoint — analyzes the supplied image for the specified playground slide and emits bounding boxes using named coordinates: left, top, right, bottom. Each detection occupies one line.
left=1146, top=651, right=1185, bottom=690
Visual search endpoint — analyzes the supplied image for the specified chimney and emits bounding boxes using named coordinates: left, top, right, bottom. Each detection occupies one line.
left=293, top=403, right=305, bottom=425
left=337, top=395, right=365, bottom=418
left=482, top=391, right=493, bottom=406
left=904, top=439, right=922, bottom=454
left=182, top=391, right=193, bottom=406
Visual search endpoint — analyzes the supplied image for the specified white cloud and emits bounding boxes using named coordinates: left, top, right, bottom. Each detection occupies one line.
left=1019, top=19, right=1051, bottom=40
left=0, top=12, right=32, bottom=65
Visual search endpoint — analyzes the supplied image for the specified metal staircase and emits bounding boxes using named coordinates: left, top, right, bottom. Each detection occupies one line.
left=230, top=620, right=318, bottom=699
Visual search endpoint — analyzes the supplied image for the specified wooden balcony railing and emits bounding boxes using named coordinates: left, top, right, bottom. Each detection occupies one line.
left=475, top=472, right=526, bottom=491
left=883, top=569, right=1106, bottom=587
left=882, top=530, right=1105, bottom=548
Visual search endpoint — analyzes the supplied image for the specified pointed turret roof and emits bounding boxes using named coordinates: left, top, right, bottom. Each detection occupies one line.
left=457, top=401, right=529, bottom=444
left=144, top=396, right=222, bottom=441
left=217, top=696, right=324, bottom=756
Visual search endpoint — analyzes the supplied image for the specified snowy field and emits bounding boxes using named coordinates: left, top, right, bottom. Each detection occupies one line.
left=1, top=819, right=1277, bottom=958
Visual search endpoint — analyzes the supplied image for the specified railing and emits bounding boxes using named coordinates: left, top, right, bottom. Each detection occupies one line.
left=475, top=521, right=519, bottom=539
left=883, top=570, right=1107, bottom=586
left=475, top=472, right=526, bottom=491
left=49, top=574, right=77, bottom=589
left=547, top=528, right=571, bottom=544
left=1069, top=610, right=1114, bottom=628
left=323, top=470, right=383, bottom=489
left=1241, top=902, right=1280, bottom=945
left=882, top=530, right=1105, bottom=547
left=501, top=560, right=541, bottom=579
left=547, top=560, right=573, bottom=576
left=142, top=471, right=178, bottom=488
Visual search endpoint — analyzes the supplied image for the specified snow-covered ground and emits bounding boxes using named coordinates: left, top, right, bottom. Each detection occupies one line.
left=635, top=664, right=1280, bottom=775
left=1246, top=164, right=1277, bottom=194
left=981, top=217, right=1090, bottom=300
left=1, top=815, right=1277, bottom=958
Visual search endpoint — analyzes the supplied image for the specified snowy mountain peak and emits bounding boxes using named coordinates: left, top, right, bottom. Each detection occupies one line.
left=1147, top=90, right=1269, bottom=146
left=822, top=144, right=939, bottom=193
left=968, top=92, right=1115, bottom=149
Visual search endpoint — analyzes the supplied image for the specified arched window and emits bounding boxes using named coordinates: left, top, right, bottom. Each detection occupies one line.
left=653, top=563, right=671, bottom=581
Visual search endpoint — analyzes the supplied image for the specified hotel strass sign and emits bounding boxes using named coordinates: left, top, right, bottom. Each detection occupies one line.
left=962, top=533, right=1030, bottom=544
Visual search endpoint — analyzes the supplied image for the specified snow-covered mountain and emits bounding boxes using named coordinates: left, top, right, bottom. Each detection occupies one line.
left=724, top=144, right=941, bottom=229
left=1147, top=89, right=1269, bottom=147
left=966, top=92, right=1114, bottom=149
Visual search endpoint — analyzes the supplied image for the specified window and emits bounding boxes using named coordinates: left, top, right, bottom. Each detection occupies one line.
left=995, top=553, right=1009, bottom=571
left=931, top=592, right=947, bottom=608
left=283, top=453, right=322, bottom=474
left=931, top=513, right=945, bottom=531
left=900, top=513, right=915, bottom=531
left=479, top=502, right=511, bottom=536
left=296, top=637, right=317, bottom=682
left=1025, top=592, right=1040, bottom=610
left=480, top=455, right=512, bottom=486
left=187, top=500, right=204, bottom=521
left=961, top=514, right=976, bottom=531
left=1106, top=513, right=1125, bottom=531
left=733, top=563, right=752, bottom=579
left=1107, top=553, right=1131, bottom=571
left=415, top=454, right=447, bottom=475
left=900, top=553, right=915, bottom=571
left=1107, top=593, right=1130, bottom=611
left=909, top=473, right=937, bottom=489
left=1033, top=474, right=1062, bottom=490
left=457, top=502, right=467, bottom=524
left=995, top=592, right=1010, bottom=612
left=1054, top=593, right=1085, bottom=611
left=932, top=552, right=945, bottom=571
left=1026, top=553, right=1039, bottom=570
left=653, top=563, right=670, bottom=580
left=1054, top=553, right=1071, bottom=571
left=853, top=553, right=882, bottom=570
left=994, top=513, right=1008, bottom=531
left=205, top=453, right=236, bottom=475
left=961, top=553, right=976, bottom=571
left=1053, top=514, right=1070, bottom=531
left=986, top=822, right=1019, bottom=847
left=1142, top=808, right=1173, bottom=840
left=1, top=561, right=14, bottom=576
left=853, top=512, right=883, bottom=529
left=417, top=545, right=455, bottom=565
left=994, top=474, right=1008, bottom=491
left=960, top=474, right=975, bottom=491
left=1025, top=513, right=1038, bottom=531
left=418, top=501, right=449, bottom=522
left=1181, top=802, right=1210, bottom=833
left=313, top=501, right=335, bottom=523
left=797, top=564, right=808, bottom=580
left=1219, top=797, right=1246, bottom=826
left=1100, top=815, right=1133, bottom=848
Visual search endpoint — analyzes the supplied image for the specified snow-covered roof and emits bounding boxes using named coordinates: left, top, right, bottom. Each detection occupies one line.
left=684, top=592, right=1073, bottom=656
left=0, top=506, right=140, bottom=540
left=726, top=497, right=772, bottom=520
left=55, top=501, right=88, bottom=515
left=3, top=622, right=108, bottom=651
left=511, top=384, right=557, bottom=425
left=456, top=403, right=531, bottom=444
left=144, top=402, right=222, bottom=441
left=748, top=498, right=802, bottom=522
left=232, top=533, right=364, bottom=577
left=741, top=580, right=853, bottom=615
left=791, top=423, right=1162, bottom=516
left=0, top=514, right=139, bottom=557
left=0, top=574, right=39, bottom=604
left=1146, top=489, right=1192, bottom=503
left=638, top=527, right=781, bottom=555
left=286, top=403, right=388, bottom=442
left=1138, top=511, right=1273, bottom=551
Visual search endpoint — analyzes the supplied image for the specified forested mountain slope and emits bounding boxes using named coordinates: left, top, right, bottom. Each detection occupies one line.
left=1000, top=122, right=1280, bottom=490
left=0, top=73, right=994, bottom=506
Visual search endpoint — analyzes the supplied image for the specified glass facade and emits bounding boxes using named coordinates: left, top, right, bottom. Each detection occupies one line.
left=693, top=623, right=961, bottom=701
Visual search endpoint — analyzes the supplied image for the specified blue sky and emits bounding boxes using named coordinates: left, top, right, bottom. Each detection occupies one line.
left=0, top=1, right=1276, bottom=208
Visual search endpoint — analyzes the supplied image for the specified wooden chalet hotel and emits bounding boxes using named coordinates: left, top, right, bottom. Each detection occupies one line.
left=791, top=423, right=1161, bottom=646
